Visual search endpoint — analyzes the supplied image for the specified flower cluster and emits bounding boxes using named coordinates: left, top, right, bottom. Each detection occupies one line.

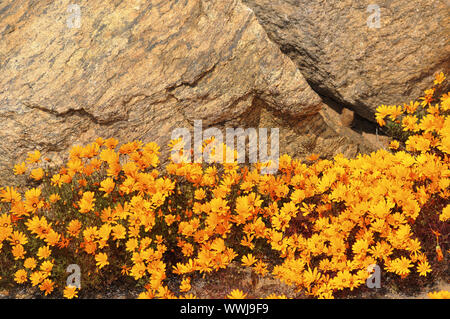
left=0, top=74, right=448, bottom=299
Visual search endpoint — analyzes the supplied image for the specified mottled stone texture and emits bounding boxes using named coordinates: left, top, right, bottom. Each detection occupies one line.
left=243, top=0, right=450, bottom=122
left=0, top=0, right=379, bottom=185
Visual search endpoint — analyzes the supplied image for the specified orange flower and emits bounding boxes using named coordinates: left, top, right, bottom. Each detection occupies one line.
left=67, top=220, right=82, bottom=237
left=104, top=138, right=119, bottom=149
left=434, top=72, right=446, bottom=85
left=389, top=140, right=400, bottom=150
left=26, top=150, right=41, bottom=164
left=37, top=246, right=52, bottom=260
left=99, top=178, right=115, bottom=195
left=24, top=188, right=44, bottom=214
left=24, top=257, right=37, bottom=270
left=78, top=191, right=96, bottom=213
left=63, top=286, right=79, bottom=299
left=13, top=162, right=27, bottom=175
left=241, top=254, right=257, bottom=267
left=12, top=244, right=26, bottom=260
left=30, top=167, right=44, bottom=181
left=0, top=186, right=21, bottom=203
left=39, top=279, right=55, bottom=296
left=14, top=269, right=28, bottom=284
left=49, top=193, right=61, bottom=203
left=307, top=153, right=319, bottom=162
left=436, top=245, right=444, bottom=262
left=95, top=252, right=109, bottom=269
left=227, top=289, right=247, bottom=299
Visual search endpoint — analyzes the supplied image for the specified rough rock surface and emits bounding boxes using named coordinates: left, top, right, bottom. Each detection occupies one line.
left=243, top=0, right=450, bottom=122
left=0, top=0, right=379, bottom=186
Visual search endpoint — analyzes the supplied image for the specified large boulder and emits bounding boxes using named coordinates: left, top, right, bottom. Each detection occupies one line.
left=243, top=0, right=450, bottom=122
left=0, top=0, right=379, bottom=185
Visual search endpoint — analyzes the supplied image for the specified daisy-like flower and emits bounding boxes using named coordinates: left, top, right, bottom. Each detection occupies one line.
left=37, top=246, right=52, bottom=260
left=14, top=269, right=28, bottom=284
left=13, top=162, right=27, bottom=175
left=389, top=140, right=400, bottom=150
left=24, top=188, right=44, bottom=214
left=241, top=254, right=257, bottom=267
left=227, top=289, right=247, bottom=299
left=99, top=178, right=115, bottom=196
left=434, top=72, right=446, bottom=85
left=49, top=193, right=61, bottom=203
left=428, top=291, right=450, bottom=299
left=63, top=286, right=79, bottom=299
left=179, top=277, right=191, bottom=293
left=417, top=260, right=432, bottom=277
left=30, top=167, right=44, bottom=181
left=24, top=257, right=37, bottom=270
left=95, top=252, right=109, bottom=269
left=26, top=150, right=41, bottom=164
left=0, top=186, right=21, bottom=203
left=39, top=279, right=55, bottom=296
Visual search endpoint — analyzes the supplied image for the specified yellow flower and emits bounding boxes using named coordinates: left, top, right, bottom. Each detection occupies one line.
left=402, top=115, right=419, bottom=131
left=389, top=105, right=403, bottom=121
left=26, top=150, right=41, bottom=164
left=0, top=186, right=21, bottom=203
left=194, top=188, right=206, bottom=201
left=39, top=279, right=54, bottom=296
left=50, top=174, right=63, bottom=187
left=78, top=191, right=96, bottom=214
left=439, top=204, right=450, bottom=222
left=303, top=267, right=322, bottom=287
left=67, top=220, right=82, bottom=237
left=24, top=188, right=44, bottom=214
left=9, top=230, right=28, bottom=246
left=434, top=72, right=446, bottom=85
left=104, top=138, right=119, bottom=149
left=112, top=224, right=126, bottom=240
left=24, top=257, right=37, bottom=270
left=30, top=167, right=44, bottom=181
left=428, top=290, right=450, bottom=299
left=44, top=230, right=61, bottom=246
left=95, top=252, right=109, bottom=269
left=389, top=140, right=400, bottom=150
left=404, top=101, right=419, bottom=114
left=390, top=256, right=412, bottom=276
left=420, top=88, right=435, bottom=106
left=40, top=260, right=54, bottom=274
left=11, top=244, right=26, bottom=260
left=14, top=269, right=28, bottom=284
left=130, top=262, right=147, bottom=280
left=331, top=270, right=353, bottom=291
left=30, top=271, right=45, bottom=286
left=227, top=289, right=247, bottom=299
left=416, top=260, right=432, bottom=277
left=99, top=178, right=115, bottom=195
left=49, top=193, right=61, bottom=203
left=37, top=246, right=52, bottom=260
left=126, top=238, right=139, bottom=252
left=179, top=277, right=191, bottom=293
left=253, top=260, right=268, bottom=276
left=13, top=162, right=27, bottom=175
left=241, top=254, right=257, bottom=267
left=63, top=286, right=79, bottom=299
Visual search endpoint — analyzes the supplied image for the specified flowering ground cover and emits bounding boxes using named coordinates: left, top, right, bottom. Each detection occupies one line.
left=0, top=74, right=448, bottom=299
